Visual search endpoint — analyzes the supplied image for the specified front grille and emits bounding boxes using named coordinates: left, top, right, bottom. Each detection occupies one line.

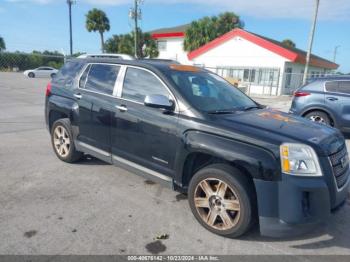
left=329, top=146, right=350, bottom=189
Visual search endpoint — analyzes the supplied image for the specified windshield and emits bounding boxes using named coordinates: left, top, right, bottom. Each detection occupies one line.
left=166, top=70, right=257, bottom=113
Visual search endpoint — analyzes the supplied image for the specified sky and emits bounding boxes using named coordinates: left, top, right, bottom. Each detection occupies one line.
left=0, top=0, right=349, bottom=72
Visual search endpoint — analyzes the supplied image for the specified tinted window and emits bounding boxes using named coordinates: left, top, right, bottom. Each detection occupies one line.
left=122, top=67, right=169, bottom=103
left=338, top=81, right=350, bottom=94
left=85, top=64, right=120, bottom=95
left=325, top=81, right=339, bottom=92
left=79, top=64, right=91, bottom=89
left=53, top=61, right=85, bottom=87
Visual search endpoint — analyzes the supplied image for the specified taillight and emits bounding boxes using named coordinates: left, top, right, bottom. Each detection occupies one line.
left=46, top=82, right=51, bottom=97
left=293, top=91, right=310, bottom=97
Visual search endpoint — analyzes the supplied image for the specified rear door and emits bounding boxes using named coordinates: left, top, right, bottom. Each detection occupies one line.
left=111, top=66, right=180, bottom=180
left=325, top=80, right=350, bottom=130
left=74, top=63, right=121, bottom=157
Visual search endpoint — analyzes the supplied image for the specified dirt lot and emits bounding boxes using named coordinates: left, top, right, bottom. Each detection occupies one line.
left=0, top=72, right=349, bottom=256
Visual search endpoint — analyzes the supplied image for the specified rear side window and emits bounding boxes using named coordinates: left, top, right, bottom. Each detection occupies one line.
left=122, top=67, right=169, bottom=103
left=84, top=64, right=120, bottom=95
left=53, top=61, right=85, bottom=87
left=325, top=81, right=339, bottom=92
left=338, top=81, right=350, bottom=94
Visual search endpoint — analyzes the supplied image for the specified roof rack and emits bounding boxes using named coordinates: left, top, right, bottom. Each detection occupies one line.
left=77, top=53, right=135, bottom=60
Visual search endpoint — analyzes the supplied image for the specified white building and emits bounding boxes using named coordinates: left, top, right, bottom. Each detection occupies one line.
left=151, top=25, right=338, bottom=96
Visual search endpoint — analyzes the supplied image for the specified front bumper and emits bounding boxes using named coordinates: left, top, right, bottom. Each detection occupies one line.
left=254, top=170, right=349, bottom=238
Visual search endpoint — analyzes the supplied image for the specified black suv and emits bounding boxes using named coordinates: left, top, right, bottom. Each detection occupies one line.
left=45, top=58, right=350, bottom=238
left=290, top=76, right=350, bottom=134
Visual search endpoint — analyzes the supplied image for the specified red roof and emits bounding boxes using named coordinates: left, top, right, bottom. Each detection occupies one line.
left=151, top=32, right=185, bottom=39
left=187, top=28, right=338, bottom=70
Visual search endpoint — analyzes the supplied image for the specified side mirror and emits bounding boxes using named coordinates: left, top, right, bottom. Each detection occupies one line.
left=144, top=94, right=174, bottom=111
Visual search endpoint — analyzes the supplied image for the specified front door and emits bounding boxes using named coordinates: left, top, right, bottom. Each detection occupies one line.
left=111, top=66, right=180, bottom=179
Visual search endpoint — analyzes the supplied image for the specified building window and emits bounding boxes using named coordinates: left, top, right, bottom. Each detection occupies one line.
left=285, top=68, right=292, bottom=87
left=216, top=67, right=279, bottom=87
left=157, top=41, right=167, bottom=51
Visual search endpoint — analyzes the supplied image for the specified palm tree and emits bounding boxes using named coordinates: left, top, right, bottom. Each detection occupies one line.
left=0, top=36, right=6, bottom=52
left=85, top=8, right=110, bottom=53
left=184, top=12, right=242, bottom=52
left=281, top=39, right=296, bottom=49
left=104, top=31, right=159, bottom=58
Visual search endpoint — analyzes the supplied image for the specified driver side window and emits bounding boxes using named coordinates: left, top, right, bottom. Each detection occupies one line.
left=122, top=67, right=170, bottom=103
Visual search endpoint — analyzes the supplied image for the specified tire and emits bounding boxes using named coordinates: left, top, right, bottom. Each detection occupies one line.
left=28, top=72, right=35, bottom=78
left=50, top=73, right=56, bottom=78
left=51, top=118, right=83, bottom=163
left=304, top=110, right=331, bottom=126
left=188, top=164, right=256, bottom=238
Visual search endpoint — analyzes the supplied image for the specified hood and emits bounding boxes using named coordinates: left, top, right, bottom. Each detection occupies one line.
left=214, top=108, right=344, bottom=156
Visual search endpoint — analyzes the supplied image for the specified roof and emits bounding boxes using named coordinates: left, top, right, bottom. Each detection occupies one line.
left=309, top=75, right=350, bottom=82
left=187, top=28, right=338, bottom=70
left=150, top=24, right=189, bottom=39
left=73, top=57, right=183, bottom=73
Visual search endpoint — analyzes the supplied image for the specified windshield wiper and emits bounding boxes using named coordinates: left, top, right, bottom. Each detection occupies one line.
left=207, top=109, right=237, bottom=114
left=242, top=105, right=261, bottom=111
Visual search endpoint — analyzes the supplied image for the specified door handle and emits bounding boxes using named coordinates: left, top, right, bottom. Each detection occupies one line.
left=74, top=93, right=82, bottom=99
left=327, top=97, right=338, bottom=101
left=116, top=105, right=128, bottom=112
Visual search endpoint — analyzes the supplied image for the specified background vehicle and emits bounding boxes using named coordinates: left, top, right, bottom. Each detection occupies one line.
left=45, top=59, right=349, bottom=238
left=289, top=76, right=350, bottom=134
left=24, top=66, right=58, bottom=78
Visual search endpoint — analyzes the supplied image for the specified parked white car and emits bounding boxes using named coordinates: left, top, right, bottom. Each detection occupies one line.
left=23, top=67, right=58, bottom=78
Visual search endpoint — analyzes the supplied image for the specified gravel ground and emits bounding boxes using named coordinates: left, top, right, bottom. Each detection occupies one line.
left=0, top=72, right=349, bottom=256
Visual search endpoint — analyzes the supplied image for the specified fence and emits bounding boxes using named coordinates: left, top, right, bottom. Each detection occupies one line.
left=205, top=66, right=342, bottom=96
left=0, top=51, right=65, bottom=72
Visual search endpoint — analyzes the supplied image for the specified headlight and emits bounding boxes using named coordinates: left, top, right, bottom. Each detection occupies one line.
left=280, top=143, right=322, bottom=177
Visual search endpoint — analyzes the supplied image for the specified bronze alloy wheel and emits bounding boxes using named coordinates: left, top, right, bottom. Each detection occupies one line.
left=194, top=178, right=241, bottom=231
left=53, top=125, right=71, bottom=158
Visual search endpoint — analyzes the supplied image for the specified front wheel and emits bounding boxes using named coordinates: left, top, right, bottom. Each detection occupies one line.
left=51, top=119, right=83, bottom=163
left=28, top=72, right=35, bottom=78
left=188, top=164, right=256, bottom=238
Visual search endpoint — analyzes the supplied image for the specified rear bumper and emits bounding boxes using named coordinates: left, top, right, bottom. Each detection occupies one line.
left=254, top=172, right=349, bottom=238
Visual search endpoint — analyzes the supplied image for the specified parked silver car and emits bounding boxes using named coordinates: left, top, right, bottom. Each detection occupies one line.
left=24, top=67, right=58, bottom=78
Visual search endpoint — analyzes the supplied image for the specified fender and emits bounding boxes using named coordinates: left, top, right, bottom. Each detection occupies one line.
left=174, top=130, right=280, bottom=187
left=47, top=94, right=80, bottom=139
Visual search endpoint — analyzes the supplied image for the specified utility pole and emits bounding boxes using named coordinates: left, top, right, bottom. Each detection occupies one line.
left=129, top=0, right=143, bottom=58
left=333, top=45, right=340, bottom=63
left=302, top=0, right=320, bottom=85
left=67, top=0, right=76, bottom=56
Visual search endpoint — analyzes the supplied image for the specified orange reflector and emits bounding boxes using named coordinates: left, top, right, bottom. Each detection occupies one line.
left=282, top=159, right=290, bottom=173
left=281, top=146, right=289, bottom=157
left=169, top=64, right=201, bottom=72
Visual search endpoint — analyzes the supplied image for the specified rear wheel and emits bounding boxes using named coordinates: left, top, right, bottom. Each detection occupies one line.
left=28, top=72, right=35, bottom=78
left=188, top=164, right=256, bottom=238
left=304, top=110, right=331, bottom=126
left=51, top=119, right=83, bottom=163
left=50, top=73, right=56, bottom=78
